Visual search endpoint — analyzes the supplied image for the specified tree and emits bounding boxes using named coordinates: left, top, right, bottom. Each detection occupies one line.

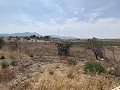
left=30, top=35, right=37, bottom=39
left=0, top=38, right=5, bottom=50
left=44, top=36, right=50, bottom=39
left=86, top=37, right=103, bottom=60
left=57, top=42, right=72, bottom=56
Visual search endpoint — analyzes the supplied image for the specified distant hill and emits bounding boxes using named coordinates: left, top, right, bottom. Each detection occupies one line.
left=0, top=32, right=40, bottom=37
left=0, top=32, right=76, bottom=39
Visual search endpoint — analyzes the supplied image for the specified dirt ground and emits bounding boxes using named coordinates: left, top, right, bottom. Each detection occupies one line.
left=0, top=41, right=120, bottom=90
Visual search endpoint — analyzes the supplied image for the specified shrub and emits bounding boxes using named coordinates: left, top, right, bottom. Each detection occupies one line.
left=58, top=42, right=72, bottom=56
left=29, top=53, right=33, bottom=57
left=1, top=60, right=9, bottom=69
left=68, top=59, right=77, bottom=65
left=84, top=62, right=106, bottom=74
left=1, top=56, right=5, bottom=60
left=11, top=60, right=18, bottom=66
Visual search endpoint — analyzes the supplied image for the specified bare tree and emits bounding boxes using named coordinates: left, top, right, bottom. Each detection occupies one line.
left=86, top=37, right=103, bottom=60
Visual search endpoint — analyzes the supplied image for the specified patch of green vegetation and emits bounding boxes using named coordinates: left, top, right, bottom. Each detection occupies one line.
left=72, top=40, right=120, bottom=46
left=84, top=62, right=106, bottom=74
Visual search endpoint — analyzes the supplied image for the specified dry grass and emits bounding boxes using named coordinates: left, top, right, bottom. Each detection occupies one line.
left=26, top=74, right=118, bottom=90
left=9, top=64, right=118, bottom=90
left=0, top=69, right=15, bottom=83
left=0, top=41, right=120, bottom=90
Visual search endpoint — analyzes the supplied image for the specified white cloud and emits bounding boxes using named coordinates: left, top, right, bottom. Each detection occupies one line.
left=1, top=17, right=120, bottom=38
left=86, top=12, right=101, bottom=22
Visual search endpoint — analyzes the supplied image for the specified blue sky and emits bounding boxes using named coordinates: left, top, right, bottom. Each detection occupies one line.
left=0, top=0, right=120, bottom=38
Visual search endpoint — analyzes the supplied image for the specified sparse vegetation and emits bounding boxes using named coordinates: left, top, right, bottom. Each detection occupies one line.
left=0, top=36, right=119, bottom=90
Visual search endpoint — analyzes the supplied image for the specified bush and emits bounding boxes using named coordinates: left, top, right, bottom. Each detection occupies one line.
left=29, top=53, right=33, bottom=57
left=58, top=42, right=72, bottom=56
left=68, top=59, right=77, bottom=65
left=1, top=60, right=9, bottom=69
left=11, top=60, right=18, bottom=66
left=84, top=62, right=106, bottom=74
left=1, top=56, right=5, bottom=60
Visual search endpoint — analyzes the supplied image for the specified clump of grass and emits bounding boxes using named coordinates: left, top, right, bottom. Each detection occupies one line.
left=68, top=59, right=77, bottom=66
left=11, top=59, right=18, bottom=66
left=84, top=62, right=106, bottom=74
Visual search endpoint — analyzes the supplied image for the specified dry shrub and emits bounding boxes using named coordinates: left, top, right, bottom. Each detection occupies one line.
left=0, top=69, right=15, bottom=83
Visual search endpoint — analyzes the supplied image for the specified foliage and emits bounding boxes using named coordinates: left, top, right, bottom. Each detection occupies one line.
left=30, top=35, right=37, bottom=38
left=84, top=62, right=106, bottom=74
left=68, top=59, right=77, bottom=65
left=0, top=38, right=5, bottom=50
left=1, top=60, right=9, bottom=69
left=58, top=42, right=72, bottom=56
left=44, top=36, right=51, bottom=39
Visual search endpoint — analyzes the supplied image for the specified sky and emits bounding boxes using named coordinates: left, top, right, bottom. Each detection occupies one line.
left=0, top=0, right=120, bottom=38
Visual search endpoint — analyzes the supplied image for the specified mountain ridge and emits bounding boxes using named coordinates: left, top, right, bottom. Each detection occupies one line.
left=0, top=32, right=76, bottom=39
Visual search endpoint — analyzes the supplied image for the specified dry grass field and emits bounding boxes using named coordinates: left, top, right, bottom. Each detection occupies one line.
left=0, top=38, right=120, bottom=90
